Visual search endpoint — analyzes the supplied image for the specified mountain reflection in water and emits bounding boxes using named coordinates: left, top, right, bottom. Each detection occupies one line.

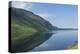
left=11, top=31, right=56, bottom=53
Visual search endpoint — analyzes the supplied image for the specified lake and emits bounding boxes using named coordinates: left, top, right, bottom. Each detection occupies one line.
left=31, top=30, right=78, bottom=51
left=12, top=30, right=78, bottom=52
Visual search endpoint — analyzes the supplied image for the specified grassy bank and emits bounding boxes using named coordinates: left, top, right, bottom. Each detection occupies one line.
left=68, top=43, right=78, bottom=49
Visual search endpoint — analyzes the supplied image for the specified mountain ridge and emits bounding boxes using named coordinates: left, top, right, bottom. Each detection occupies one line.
left=11, top=7, right=58, bottom=32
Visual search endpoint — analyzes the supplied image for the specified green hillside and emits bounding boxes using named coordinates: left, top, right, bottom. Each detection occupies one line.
left=10, top=7, right=57, bottom=52
left=11, top=7, right=57, bottom=40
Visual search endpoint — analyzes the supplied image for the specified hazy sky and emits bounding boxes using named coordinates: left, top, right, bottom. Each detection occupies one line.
left=12, top=1, right=78, bottom=28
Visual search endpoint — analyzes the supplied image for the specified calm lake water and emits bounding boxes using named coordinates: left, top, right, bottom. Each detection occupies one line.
left=12, top=30, right=78, bottom=52
left=31, top=30, right=78, bottom=51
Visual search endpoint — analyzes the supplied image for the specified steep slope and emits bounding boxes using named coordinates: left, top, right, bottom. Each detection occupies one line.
left=10, top=7, right=58, bottom=52
left=11, top=7, right=56, bottom=32
left=10, top=7, right=59, bottom=40
left=10, top=7, right=58, bottom=40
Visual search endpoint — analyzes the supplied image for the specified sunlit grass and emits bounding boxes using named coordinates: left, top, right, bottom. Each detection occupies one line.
left=11, top=23, right=37, bottom=40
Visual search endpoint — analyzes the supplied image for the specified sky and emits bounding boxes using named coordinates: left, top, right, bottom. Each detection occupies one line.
left=11, top=1, right=78, bottom=28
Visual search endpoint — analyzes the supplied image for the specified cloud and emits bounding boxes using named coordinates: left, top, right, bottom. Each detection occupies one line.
left=11, top=1, right=32, bottom=9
